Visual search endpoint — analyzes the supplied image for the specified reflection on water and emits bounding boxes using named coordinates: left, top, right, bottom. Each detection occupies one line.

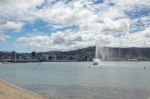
left=0, top=62, right=150, bottom=99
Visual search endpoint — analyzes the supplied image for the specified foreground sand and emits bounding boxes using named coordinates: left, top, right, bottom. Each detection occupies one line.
left=0, top=80, right=46, bottom=99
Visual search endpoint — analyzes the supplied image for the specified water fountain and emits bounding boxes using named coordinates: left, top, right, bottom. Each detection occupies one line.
left=93, top=42, right=114, bottom=65
left=93, top=44, right=102, bottom=65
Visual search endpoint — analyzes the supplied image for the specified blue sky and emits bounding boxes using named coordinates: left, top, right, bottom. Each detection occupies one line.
left=0, top=0, right=150, bottom=52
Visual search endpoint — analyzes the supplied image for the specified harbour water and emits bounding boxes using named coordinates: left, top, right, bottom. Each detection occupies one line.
left=0, top=62, right=150, bottom=99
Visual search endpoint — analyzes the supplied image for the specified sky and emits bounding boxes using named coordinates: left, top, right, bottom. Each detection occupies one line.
left=0, top=0, right=149, bottom=52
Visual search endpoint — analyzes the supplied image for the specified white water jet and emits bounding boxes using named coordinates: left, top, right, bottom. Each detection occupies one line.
left=93, top=42, right=102, bottom=65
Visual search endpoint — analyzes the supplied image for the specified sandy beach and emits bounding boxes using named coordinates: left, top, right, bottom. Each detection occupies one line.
left=0, top=80, right=46, bottom=99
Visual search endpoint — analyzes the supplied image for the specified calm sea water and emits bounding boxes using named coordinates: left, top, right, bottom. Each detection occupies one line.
left=0, top=62, right=150, bottom=99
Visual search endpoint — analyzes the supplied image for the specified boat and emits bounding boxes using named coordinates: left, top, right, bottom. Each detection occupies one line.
left=93, top=62, right=98, bottom=65
left=93, top=58, right=100, bottom=65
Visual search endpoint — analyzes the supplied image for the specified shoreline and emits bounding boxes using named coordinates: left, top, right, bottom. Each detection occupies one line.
left=0, top=80, right=46, bottom=99
left=0, top=62, right=13, bottom=64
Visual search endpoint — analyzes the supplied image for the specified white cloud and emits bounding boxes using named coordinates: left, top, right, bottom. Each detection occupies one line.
left=104, top=0, right=150, bottom=11
left=16, top=18, right=130, bottom=51
left=101, top=18, right=130, bottom=34
left=0, top=0, right=149, bottom=50
left=1, top=21, right=23, bottom=31
left=0, top=33, right=6, bottom=43
left=16, top=30, right=95, bottom=51
left=126, top=28, right=150, bottom=47
left=37, top=1, right=98, bottom=28
left=0, top=0, right=44, bottom=9
left=15, top=18, right=148, bottom=51
left=0, top=0, right=44, bottom=22
left=98, top=27, right=150, bottom=47
left=16, top=35, right=51, bottom=51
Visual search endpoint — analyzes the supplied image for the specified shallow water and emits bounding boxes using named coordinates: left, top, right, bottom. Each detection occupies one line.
left=0, top=62, right=150, bottom=99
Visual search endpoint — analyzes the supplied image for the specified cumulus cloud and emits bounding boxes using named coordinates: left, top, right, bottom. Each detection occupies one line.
left=16, top=35, right=51, bottom=51
left=0, top=0, right=44, bottom=44
left=16, top=30, right=95, bottom=51
left=0, top=0, right=44, bottom=9
left=37, top=1, right=98, bottom=29
left=0, top=0, right=44, bottom=22
left=1, top=21, right=23, bottom=31
left=126, top=28, right=150, bottom=47
left=15, top=0, right=133, bottom=51
left=0, top=33, right=6, bottom=43
left=98, top=27, right=150, bottom=47
left=16, top=17, right=130, bottom=51
left=0, top=0, right=149, bottom=50
left=101, top=18, right=130, bottom=34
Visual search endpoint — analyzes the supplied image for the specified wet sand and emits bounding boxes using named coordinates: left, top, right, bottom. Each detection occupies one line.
left=0, top=80, right=46, bottom=99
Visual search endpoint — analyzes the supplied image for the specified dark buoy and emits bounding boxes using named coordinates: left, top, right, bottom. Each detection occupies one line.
left=144, top=66, right=146, bottom=70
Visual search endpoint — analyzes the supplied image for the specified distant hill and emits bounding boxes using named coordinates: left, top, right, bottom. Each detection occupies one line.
left=0, top=46, right=96, bottom=62
left=2, top=46, right=150, bottom=62
left=41, top=46, right=96, bottom=61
